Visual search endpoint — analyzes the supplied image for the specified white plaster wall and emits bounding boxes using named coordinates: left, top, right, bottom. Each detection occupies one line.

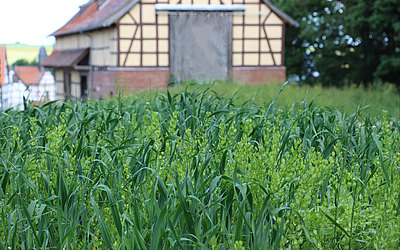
left=25, top=71, right=56, bottom=102
left=1, top=70, right=56, bottom=110
left=3, top=62, right=10, bottom=85
left=1, top=81, right=27, bottom=110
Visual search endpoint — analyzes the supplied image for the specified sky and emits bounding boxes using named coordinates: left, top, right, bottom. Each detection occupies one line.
left=0, top=0, right=89, bottom=45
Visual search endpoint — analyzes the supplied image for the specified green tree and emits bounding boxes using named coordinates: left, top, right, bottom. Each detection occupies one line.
left=272, top=0, right=400, bottom=87
left=272, top=0, right=349, bottom=86
left=345, top=0, right=400, bottom=86
left=12, top=58, right=38, bottom=67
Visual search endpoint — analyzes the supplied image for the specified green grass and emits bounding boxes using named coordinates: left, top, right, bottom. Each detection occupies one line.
left=0, top=85, right=399, bottom=249
left=136, top=81, right=400, bottom=120
left=1, top=43, right=53, bottom=66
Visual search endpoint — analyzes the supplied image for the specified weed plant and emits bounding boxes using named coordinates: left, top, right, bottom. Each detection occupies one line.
left=0, top=85, right=399, bottom=249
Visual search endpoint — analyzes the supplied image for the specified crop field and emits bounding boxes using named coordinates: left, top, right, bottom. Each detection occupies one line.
left=150, top=81, right=400, bottom=120
left=1, top=44, right=53, bottom=66
left=0, top=85, right=399, bottom=249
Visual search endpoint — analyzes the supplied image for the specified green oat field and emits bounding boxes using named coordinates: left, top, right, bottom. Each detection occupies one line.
left=1, top=43, right=53, bottom=66
left=0, top=84, right=399, bottom=249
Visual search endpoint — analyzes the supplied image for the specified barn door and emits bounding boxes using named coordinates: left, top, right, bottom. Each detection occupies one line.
left=169, top=12, right=232, bottom=82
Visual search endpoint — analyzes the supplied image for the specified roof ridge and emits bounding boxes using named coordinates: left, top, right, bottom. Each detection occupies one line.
left=52, top=0, right=138, bottom=37
left=14, top=65, right=44, bottom=85
left=51, top=0, right=298, bottom=37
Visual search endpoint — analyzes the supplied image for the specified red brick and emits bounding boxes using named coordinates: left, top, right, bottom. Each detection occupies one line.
left=232, top=67, right=286, bottom=84
left=92, top=67, right=286, bottom=97
left=93, top=70, right=169, bottom=98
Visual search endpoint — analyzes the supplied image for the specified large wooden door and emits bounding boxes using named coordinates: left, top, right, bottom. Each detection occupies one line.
left=169, top=12, right=232, bottom=82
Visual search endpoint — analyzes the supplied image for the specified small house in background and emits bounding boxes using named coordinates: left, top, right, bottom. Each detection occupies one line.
left=13, top=66, right=56, bottom=102
left=43, top=0, right=298, bottom=100
left=0, top=46, right=56, bottom=110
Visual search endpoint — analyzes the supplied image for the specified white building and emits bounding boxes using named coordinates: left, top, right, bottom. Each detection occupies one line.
left=14, top=66, right=56, bottom=103
left=1, top=80, right=27, bottom=110
left=0, top=46, right=56, bottom=110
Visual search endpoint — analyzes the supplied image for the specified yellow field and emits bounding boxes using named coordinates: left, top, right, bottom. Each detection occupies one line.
left=1, top=44, right=53, bottom=66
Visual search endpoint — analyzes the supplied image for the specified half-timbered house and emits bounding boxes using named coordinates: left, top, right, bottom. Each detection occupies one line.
left=42, top=0, right=298, bottom=99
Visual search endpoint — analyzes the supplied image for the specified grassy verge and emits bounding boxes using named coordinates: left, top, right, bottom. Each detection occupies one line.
left=136, top=81, right=400, bottom=120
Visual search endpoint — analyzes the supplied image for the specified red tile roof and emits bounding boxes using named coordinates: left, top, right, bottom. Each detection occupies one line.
left=52, top=0, right=297, bottom=37
left=41, top=48, right=89, bottom=68
left=52, top=0, right=138, bottom=37
left=0, top=46, right=7, bottom=86
left=14, top=66, right=45, bottom=85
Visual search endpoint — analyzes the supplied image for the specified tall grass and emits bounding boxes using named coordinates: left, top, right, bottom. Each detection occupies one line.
left=149, top=81, right=400, bottom=119
left=0, top=86, right=399, bottom=249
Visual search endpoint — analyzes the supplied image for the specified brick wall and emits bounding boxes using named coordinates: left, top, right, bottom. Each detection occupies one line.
left=92, top=69, right=169, bottom=98
left=92, top=67, right=286, bottom=98
left=232, top=67, right=286, bottom=84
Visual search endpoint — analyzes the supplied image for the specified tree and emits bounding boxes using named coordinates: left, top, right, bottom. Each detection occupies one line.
left=272, top=0, right=400, bottom=88
left=271, top=0, right=350, bottom=86
left=12, top=58, right=39, bottom=68
left=345, top=0, right=400, bottom=86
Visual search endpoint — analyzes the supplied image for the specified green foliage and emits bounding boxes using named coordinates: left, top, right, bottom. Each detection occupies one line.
left=1, top=43, right=53, bottom=67
left=159, top=81, right=400, bottom=120
left=271, top=0, right=400, bottom=87
left=11, top=58, right=38, bottom=67
left=0, top=88, right=399, bottom=249
left=272, top=0, right=348, bottom=85
left=345, top=0, right=400, bottom=86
